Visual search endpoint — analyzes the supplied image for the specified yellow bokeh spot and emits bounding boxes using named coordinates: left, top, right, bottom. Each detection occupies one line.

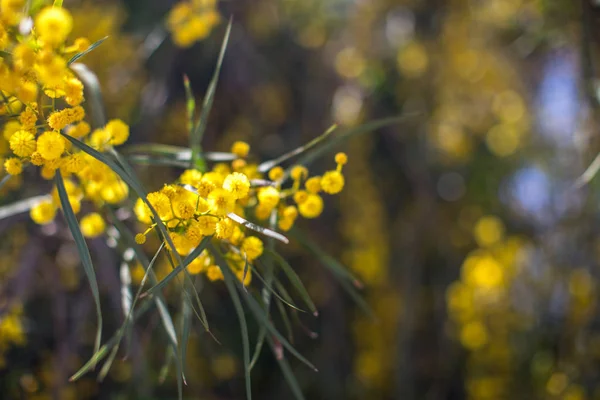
left=492, top=90, right=525, bottom=123
left=546, top=372, right=568, bottom=396
left=486, top=123, right=521, bottom=157
left=462, top=252, right=504, bottom=289
left=569, top=269, right=594, bottom=301
left=335, top=47, right=366, bottom=79
left=460, top=320, right=488, bottom=350
left=473, top=215, right=505, bottom=247
left=432, top=123, right=472, bottom=161
left=397, top=41, right=429, bottom=78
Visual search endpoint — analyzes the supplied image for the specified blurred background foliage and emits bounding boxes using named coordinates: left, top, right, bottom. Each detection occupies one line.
left=2, top=0, right=600, bottom=399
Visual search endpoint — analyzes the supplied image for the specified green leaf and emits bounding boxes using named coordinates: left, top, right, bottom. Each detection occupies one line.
left=0, top=174, right=12, bottom=191
left=289, top=228, right=374, bottom=318
left=70, top=299, right=154, bottom=381
left=282, top=115, right=419, bottom=182
left=190, top=19, right=232, bottom=169
left=70, top=63, right=106, bottom=128
left=68, top=37, right=108, bottom=66
left=249, top=261, right=273, bottom=370
left=122, top=143, right=236, bottom=162
left=183, top=75, right=196, bottom=136
left=218, top=251, right=252, bottom=400
left=180, top=293, right=193, bottom=384
left=258, top=124, right=337, bottom=173
left=227, top=213, right=289, bottom=244
left=266, top=335, right=306, bottom=400
left=289, top=227, right=361, bottom=285
left=55, top=171, right=102, bottom=362
left=209, top=244, right=318, bottom=372
left=264, top=249, right=318, bottom=316
left=98, top=243, right=166, bottom=381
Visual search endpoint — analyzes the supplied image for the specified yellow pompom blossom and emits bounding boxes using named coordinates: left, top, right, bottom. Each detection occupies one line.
left=36, top=131, right=65, bottom=160
left=0, top=3, right=133, bottom=233
left=80, top=213, right=106, bottom=238
left=231, top=141, right=250, bottom=158
left=4, top=157, right=22, bottom=175
left=30, top=200, right=56, bottom=225
left=105, top=119, right=130, bottom=145
left=9, top=130, right=36, bottom=157
left=134, top=143, right=348, bottom=286
left=35, top=6, right=73, bottom=47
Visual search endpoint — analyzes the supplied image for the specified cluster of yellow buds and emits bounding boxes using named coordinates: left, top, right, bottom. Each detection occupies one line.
left=166, top=0, right=221, bottom=48
left=0, top=3, right=131, bottom=234
left=134, top=140, right=348, bottom=285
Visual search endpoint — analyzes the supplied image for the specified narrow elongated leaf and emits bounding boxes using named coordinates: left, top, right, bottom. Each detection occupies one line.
left=180, top=294, right=193, bottom=383
left=249, top=261, right=273, bottom=370
left=209, top=244, right=318, bottom=372
left=227, top=212, right=289, bottom=244
left=575, top=151, right=600, bottom=188
left=218, top=253, right=252, bottom=400
left=0, top=195, right=50, bottom=220
left=289, top=228, right=374, bottom=318
left=68, top=37, right=108, bottom=65
left=0, top=174, right=12, bottom=192
left=70, top=299, right=155, bottom=381
left=190, top=19, right=232, bottom=168
left=123, top=143, right=236, bottom=162
left=55, top=172, right=102, bottom=360
left=282, top=115, right=419, bottom=182
left=289, top=227, right=361, bottom=285
left=183, top=75, right=196, bottom=135
left=98, top=243, right=166, bottom=381
left=70, top=63, right=106, bottom=128
left=266, top=335, right=306, bottom=400
left=258, top=124, right=337, bottom=173
left=265, top=249, right=317, bottom=316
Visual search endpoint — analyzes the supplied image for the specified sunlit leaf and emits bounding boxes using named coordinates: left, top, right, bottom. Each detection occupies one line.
left=190, top=19, right=232, bottom=169
left=68, top=36, right=108, bottom=65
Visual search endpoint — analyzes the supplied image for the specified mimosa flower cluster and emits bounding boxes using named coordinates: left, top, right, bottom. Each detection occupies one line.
left=134, top=140, right=348, bottom=285
left=0, top=3, right=131, bottom=235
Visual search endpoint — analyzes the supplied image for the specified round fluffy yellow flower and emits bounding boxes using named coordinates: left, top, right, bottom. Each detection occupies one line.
left=290, top=165, right=308, bottom=181
left=207, top=265, right=224, bottom=281
left=195, top=215, right=217, bottom=235
left=257, top=186, right=280, bottom=209
left=208, top=188, right=235, bottom=216
left=30, top=151, right=44, bottom=166
left=241, top=236, right=263, bottom=261
left=9, top=130, right=36, bottom=157
left=335, top=152, right=348, bottom=165
left=101, top=180, right=129, bottom=204
left=62, top=153, right=86, bottom=174
left=147, top=192, right=171, bottom=219
left=106, top=119, right=130, bottom=146
left=47, top=106, right=85, bottom=131
left=268, top=166, right=284, bottom=181
left=66, top=121, right=91, bottom=138
left=29, top=200, right=56, bottom=224
left=293, top=190, right=308, bottom=204
left=223, top=172, right=250, bottom=199
left=185, top=223, right=203, bottom=247
left=4, top=158, right=22, bottom=175
left=37, top=131, right=65, bottom=160
left=305, top=176, right=321, bottom=194
left=188, top=255, right=209, bottom=275
left=231, top=141, right=250, bottom=158
left=180, top=169, right=203, bottom=187
left=196, top=179, right=216, bottom=198
left=134, top=198, right=152, bottom=224
left=80, top=213, right=106, bottom=238
left=35, top=6, right=73, bottom=47
left=320, top=171, right=345, bottom=194
left=135, top=233, right=147, bottom=244
left=298, top=194, right=323, bottom=218
left=215, top=218, right=235, bottom=239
